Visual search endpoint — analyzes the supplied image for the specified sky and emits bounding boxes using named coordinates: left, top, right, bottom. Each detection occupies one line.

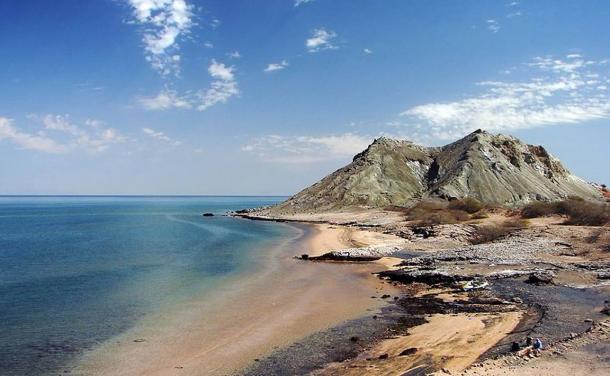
left=1, top=0, right=610, bottom=195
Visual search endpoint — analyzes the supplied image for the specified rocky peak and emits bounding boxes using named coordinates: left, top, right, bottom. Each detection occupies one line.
left=266, top=131, right=602, bottom=214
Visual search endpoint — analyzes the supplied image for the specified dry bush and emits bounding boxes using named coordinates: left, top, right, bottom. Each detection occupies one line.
left=448, top=197, right=484, bottom=214
left=559, top=199, right=610, bottom=226
left=521, top=198, right=610, bottom=226
left=521, top=201, right=557, bottom=218
left=406, top=200, right=471, bottom=225
left=471, top=218, right=528, bottom=244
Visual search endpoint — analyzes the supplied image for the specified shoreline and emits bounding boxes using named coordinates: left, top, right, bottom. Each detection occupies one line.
left=234, top=210, right=610, bottom=375
left=70, top=220, right=401, bottom=376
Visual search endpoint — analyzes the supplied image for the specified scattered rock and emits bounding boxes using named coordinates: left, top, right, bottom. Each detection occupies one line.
left=349, top=336, right=360, bottom=342
left=133, top=338, right=146, bottom=343
left=202, top=213, right=214, bottom=217
left=526, top=272, right=554, bottom=284
left=399, top=348, right=418, bottom=356
left=300, top=254, right=309, bottom=260
left=378, top=353, right=389, bottom=359
left=381, top=294, right=391, bottom=299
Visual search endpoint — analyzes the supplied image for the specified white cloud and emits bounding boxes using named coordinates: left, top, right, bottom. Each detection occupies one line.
left=137, top=89, right=192, bottom=110
left=401, top=55, right=610, bottom=142
left=264, top=60, right=289, bottom=72
left=0, top=117, right=66, bottom=153
left=126, top=0, right=194, bottom=76
left=142, top=127, right=181, bottom=146
left=203, top=41, right=214, bottom=48
left=294, top=0, right=315, bottom=7
left=1, top=115, right=124, bottom=154
left=136, top=60, right=239, bottom=112
left=242, top=133, right=372, bottom=163
left=487, top=19, right=500, bottom=33
left=306, top=28, right=338, bottom=52
left=197, top=60, right=239, bottom=111
left=38, top=114, right=125, bottom=153
left=363, top=48, right=373, bottom=54
left=227, top=51, right=241, bottom=59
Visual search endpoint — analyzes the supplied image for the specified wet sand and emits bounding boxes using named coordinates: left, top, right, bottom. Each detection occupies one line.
left=71, top=222, right=399, bottom=376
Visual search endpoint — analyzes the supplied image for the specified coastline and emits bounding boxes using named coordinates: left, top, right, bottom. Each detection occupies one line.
left=70, top=221, right=401, bottom=376
left=235, top=210, right=610, bottom=375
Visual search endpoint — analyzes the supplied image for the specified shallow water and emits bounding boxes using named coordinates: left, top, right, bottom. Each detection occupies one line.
left=0, top=196, right=288, bottom=376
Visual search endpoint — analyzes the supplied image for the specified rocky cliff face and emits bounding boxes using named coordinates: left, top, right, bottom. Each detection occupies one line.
left=269, top=130, right=601, bottom=214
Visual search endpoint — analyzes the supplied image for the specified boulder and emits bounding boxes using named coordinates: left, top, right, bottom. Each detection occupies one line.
left=526, top=272, right=554, bottom=284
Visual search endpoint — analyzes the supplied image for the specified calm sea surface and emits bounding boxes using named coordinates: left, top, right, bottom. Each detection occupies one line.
left=0, top=196, right=289, bottom=375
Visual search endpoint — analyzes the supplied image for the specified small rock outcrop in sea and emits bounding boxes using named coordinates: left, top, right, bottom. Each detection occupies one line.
left=261, top=130, right=601, bottom=214
left=202, top=213, right=214, bottom=217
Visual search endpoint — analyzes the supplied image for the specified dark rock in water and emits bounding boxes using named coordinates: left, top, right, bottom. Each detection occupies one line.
left=309, top=252, right=381, bottom=262
left=202, top=213, right=214, bottom=217
left=378, top=353, right=389, bottom=359
left=399, top=348, right=418, bottom=356
left=300, top=254, right=309, bottom=260
left=526, top=272, right=554, bottom=284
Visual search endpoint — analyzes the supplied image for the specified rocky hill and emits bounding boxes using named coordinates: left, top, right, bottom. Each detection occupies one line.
left=267, top=130, right=601, bottom=214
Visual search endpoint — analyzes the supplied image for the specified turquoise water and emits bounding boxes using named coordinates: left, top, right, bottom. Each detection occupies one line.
left=0, top=196, right=289, bottom=375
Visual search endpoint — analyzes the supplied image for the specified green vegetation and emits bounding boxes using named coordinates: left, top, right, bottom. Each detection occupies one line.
left=521, top=197, right=610, bottom=226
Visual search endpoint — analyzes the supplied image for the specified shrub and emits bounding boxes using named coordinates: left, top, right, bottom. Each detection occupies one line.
left=406, top=200, right=471, bottom=225
left=521, top=198, right=610, bottom=226
left=559, top=199, right=610, bottom=226
left=448, top=197, right=484, bottom=214
left=521, top=201, right=557, bottom=218
left=471, top=219, right=528, bottom=244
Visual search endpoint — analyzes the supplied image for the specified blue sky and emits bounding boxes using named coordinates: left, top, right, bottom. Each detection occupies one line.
left=1, top=0, right=609, bottom=195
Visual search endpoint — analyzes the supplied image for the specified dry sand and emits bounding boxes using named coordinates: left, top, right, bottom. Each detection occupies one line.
left=317, top=311, right=522, bottom=376
left=71, top=222, right=400, bottom=376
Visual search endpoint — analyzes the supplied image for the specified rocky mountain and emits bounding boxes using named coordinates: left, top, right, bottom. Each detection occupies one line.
left=268, top=130, right=601, bottom=214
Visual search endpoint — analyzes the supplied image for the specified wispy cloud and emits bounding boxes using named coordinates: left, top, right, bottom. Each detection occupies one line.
left=363, top=48, right=373, bottom=54
left=0, top=117, right=66, bottom=153
left=142, top=127, right=181, bottom=146
left=242, top=133, right=371, bottom=163
left=401, top=55, right=610, bottom=142
left=0, top=115, right=125, bottom=154
left=38, top=114, right=125, bottom=153
left=197, top=60, right=239, bottom=111
left=294, top=0, right=315, bottom=7
left=227, top=51, right=241, bottom=59
left=137, top=89, right=192, bottom=110
left=264, top=60, right=289, bottom=72
left=486, top=19, right=500, bottom=33
left=306, top=28, right=338, bottom=52
left=137, top=60, right=239, bottom=111
left=126, top=0, right=194, bottom=77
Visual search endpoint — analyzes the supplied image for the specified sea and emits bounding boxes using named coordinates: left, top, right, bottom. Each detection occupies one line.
left=0, top=196, right=290, bottom=375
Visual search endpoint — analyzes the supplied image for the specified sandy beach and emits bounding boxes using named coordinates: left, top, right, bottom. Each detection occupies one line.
left=71, top=222, right=401, bottom=376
